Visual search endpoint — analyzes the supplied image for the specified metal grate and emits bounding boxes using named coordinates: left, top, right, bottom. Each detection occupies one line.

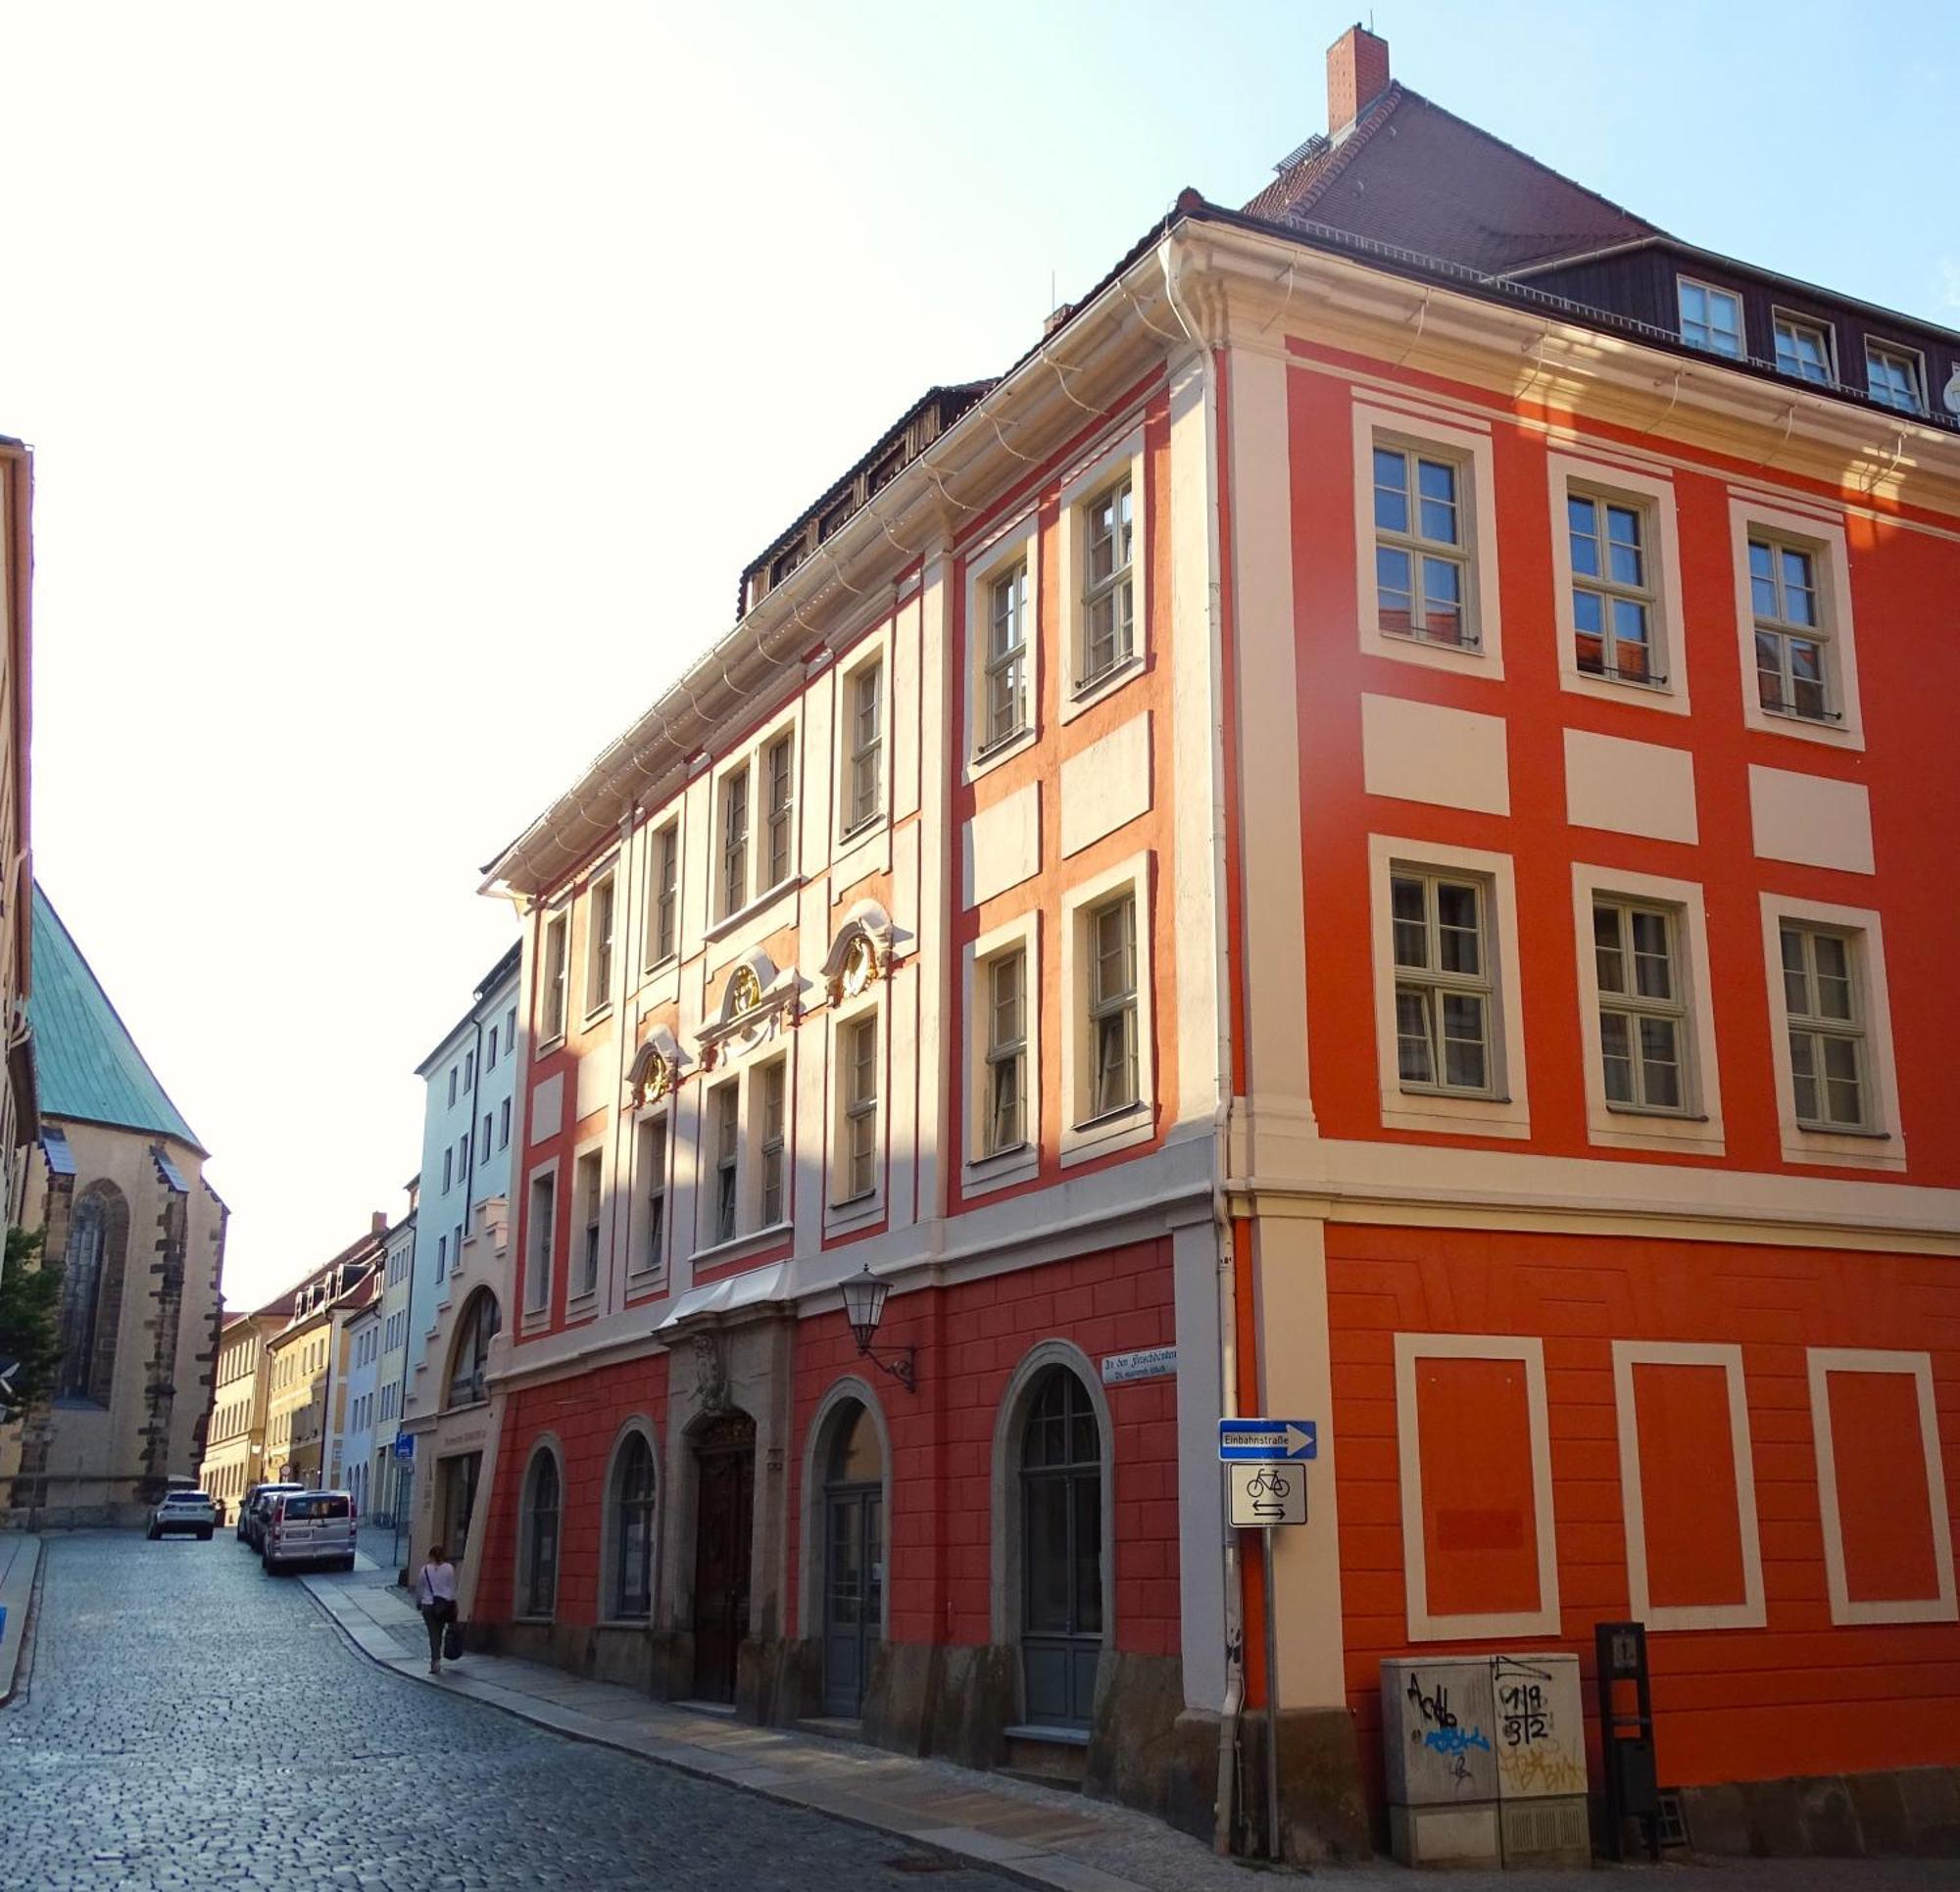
left=1657, top=1788, right=1691, bottom=1850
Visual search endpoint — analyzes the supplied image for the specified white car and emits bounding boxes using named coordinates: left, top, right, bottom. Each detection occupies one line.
left=147, top=1491, right=217, bottom=1541
left=261, top=1489, right=357, bottom=1573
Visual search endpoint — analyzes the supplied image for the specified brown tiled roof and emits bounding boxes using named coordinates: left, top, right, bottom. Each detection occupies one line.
left=1243, top=83, right=1660, bottom=276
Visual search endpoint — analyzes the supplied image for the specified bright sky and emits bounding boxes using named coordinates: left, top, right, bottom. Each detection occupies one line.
left=4, top=2, right=1954, bottom=1310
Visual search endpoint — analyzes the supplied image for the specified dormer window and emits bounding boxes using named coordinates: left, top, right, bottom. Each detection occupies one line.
left=868, top=446, right=905, bottom=494
left=1679, top=279, right=1743, bottom=359
left=1866, top=341, right=1926, bottom=415
left=770, top=540, right=808, bottom=587
left=1773, top=314, right=1835, bottom=385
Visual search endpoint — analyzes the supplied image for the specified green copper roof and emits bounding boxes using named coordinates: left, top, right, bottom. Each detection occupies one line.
left=28, top=884, right=203, bottom=1153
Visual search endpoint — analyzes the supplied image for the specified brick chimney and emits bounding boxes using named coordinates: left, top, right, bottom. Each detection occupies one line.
left=1327, top=24, right=1390, bottom=136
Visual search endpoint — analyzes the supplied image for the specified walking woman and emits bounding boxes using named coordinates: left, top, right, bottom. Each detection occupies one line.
left=416, top=1542, right=458, bottom=1675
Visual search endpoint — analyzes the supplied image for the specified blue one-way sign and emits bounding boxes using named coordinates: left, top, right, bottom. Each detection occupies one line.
left=1218, top=1418, right=1317, bottom=1462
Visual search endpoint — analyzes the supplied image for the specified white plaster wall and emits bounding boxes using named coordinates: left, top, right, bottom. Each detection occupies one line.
left=1748, top=764, right=1874, bottom=874
left=1361, top=693, right=1511, bottom=816
left=1563, top=728, right=1699, bottom=844
left=962, top=783, right=1040, bottom=908
left=1059, top=713, right=1152, bottom=857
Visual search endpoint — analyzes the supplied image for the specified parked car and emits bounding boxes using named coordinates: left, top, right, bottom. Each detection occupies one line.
left=239, top=1481, right=305, bottom=1546
left=146, top=1490, right=217, bottom=1541
left=261, top=1489, right=357, bottom=1574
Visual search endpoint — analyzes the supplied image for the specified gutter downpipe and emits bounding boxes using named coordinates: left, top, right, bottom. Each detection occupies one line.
left=1157, top=228, right=1249, bottom=1859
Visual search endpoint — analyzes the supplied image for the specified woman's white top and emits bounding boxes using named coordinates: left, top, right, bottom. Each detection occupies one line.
left=417, top=1561, right=458, bottom=1605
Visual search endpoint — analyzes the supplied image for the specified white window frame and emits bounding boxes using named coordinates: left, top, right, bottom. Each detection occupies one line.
left=830, top=1006, right=880, bottom=1212
left=1571, top=864, right=1724, bottom=1156
left=569, top=1140, right=604, bottom=1309
left=1728, top=496, right=1864, bottom=751
left=753, top=1054, right=790, bottom=1231
left=583, top=865, right=617, bottom=1023
left=522, top=1161, right=557, bottom=1328
left=646, top=819, right=680, bottom=970
left=963, top=512, right=1040, bottom=774
left=1057, top=427, right=1148, bottom=721
left=538, top=908, right=570, bottom=1050
left=705, top=1079, right=741, bottom=1249
left=1612, top=1341, right=1765, bottom=1632
left=1386, top=867, right=1498, bottom=1103
left=1545, top=454, right=1689, bottom=714
left=1058, top=850, right=1154, bottom=1167
left=1678, top=275, right=1744, bottom=359
left=840, top=651, right=885, bottom=842
left=1394, top=1333, right=1561, bottom=1641
left=1772, top=309, right=1837, bottom=386
left=717, top=761, right=751, bottom=922
left=1758, top=893, right=1903, bottom=1171
left=629, top=1111, right=668, bottom=1287
left=764, top=730, right=797, bottom=892
left=1367, top=835, right=1529, bottom=1140
left=962, top=908, right=1041, bottom=1194
left=1808, top=1348, right=1957, bottom=1625
left=708, top=705, right=803, bottom=937
left=1865, top=339, right=1927, bottom=416
left=1351, top=400, right=1503, bottom=679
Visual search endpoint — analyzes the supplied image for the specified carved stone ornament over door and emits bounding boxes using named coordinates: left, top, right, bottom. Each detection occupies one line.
left=691, top=1333, right=730, bottom=1416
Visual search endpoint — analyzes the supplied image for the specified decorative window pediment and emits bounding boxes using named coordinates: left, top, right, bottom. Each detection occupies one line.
left=697, top=949, right=802, bottom=1069
left=626, top=1025, right=689, bottom=1109
left=819, top=899, right=909, bottom=1006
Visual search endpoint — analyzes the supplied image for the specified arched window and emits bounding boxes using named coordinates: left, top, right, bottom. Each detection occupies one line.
left=1019, top=1365, right=1103, bottom=1730
left=57, top=1183, right=129, bottom=1405
left=518, top=1447, right=561, bottom=1619
left=610, top=1431, right=657, bottom=1620
left=446, top=1290, right=501, bottom=1409
left=819, top=1396, right=885, bottom=1718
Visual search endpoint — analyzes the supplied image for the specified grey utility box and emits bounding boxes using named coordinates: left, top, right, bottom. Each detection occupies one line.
left=1382, top=1653, right=1592, bottom=1870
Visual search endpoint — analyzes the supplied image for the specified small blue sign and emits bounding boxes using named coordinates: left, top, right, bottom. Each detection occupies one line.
left=1218, top=1418, right=1317, bottom=1462
left=393, top=1433, right=416, bottom=1462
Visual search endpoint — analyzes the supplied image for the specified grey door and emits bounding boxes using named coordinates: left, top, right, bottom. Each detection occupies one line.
left=820, top=1401, right=884, bottom=1719
left=1020, top=1368, right=1102, bottom=1730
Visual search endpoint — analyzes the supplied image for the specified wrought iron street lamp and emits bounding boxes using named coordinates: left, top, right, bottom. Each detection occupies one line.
left=840, top=1263, right=915, bottom=1393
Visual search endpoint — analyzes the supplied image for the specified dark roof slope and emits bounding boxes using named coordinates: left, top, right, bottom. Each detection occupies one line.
left=27, top=884, right=202, bottom=1152
left=1244, top=83, right=1659, bottom=276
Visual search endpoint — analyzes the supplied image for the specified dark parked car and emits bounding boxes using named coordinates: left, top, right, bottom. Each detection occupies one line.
left=241, top=1482, right=306, bottom=1549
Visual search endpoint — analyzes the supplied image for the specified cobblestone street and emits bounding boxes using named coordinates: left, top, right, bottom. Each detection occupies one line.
left=1, top=1531, right=1016, bottom=1890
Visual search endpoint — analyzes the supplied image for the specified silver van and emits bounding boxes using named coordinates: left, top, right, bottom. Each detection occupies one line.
left=261, top=1489, right=357, bottom=1574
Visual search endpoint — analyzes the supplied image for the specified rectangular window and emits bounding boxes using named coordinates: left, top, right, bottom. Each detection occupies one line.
left=486, top=1025, right=498, bottom=1071
left=436, top=1234, right=447, bottom=1281
left=1774, top=314, right=1835, bottom=384
left=525, top=1172, right=555, bottom=1313
left=841, top=1015, right=879, bottom=1200
left=1679, top=278, right=1743, bottom=358
left=453, top=1221, right=463, bottom=1268
left=985, top=561, right=1029, bottom=748
left=759, top=1059, right=787, bottom=1225
left=985, top=948, right=1027, bottom=1155
left=587, top=872, right=615, bottom=1015
left=442, top=1148, right=453, bottom=1192
left=1087, top=895, right=1139, bottom=1118
left=1080, top=480, right=1135, bottom=687
left=1748, top=535, right=1831, bottom=720
left=651, top=822, right=679, bottom=963
left=1780, top=923, right=1868, bottom=1130
left=712, top=1084, right=739, bottom=1244
left=464, top=1050, right=474, bottom=1089
left=847, top=660, right=883, bottom=835
left=1391, top=870, right=1494, bottom=1095
left=574, top=1150, right=603, bottom=1298
left=506, top=1005, right=516, bottom=1053
left=638, top=1117, right=666, bottom=1276
left=1373, top=443, right=1471, bottom=648
left=448, top=1066, right=459, bottom=1106
left=721, top=769, right=750, bottom=917
left=765, top=734, right=795, bottom=888
left=542, top=914, right=569, bottom=1042
left=498, top=1097, right=511, bottom=1149
left=481, top=1113, right=492, bottom=1163
left=1568, top=492, right=1656, bottom=684
left=1866, top=341, right=1925, bottom=414
left=1592, top=897, right=1688, bottom=1113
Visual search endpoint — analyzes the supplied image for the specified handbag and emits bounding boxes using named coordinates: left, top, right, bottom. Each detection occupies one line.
left=442, top=1617, right=463, bottom=1662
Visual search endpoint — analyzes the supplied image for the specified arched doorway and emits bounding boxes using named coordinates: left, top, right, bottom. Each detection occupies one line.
left=1019, top=1364, right=1103, bottom=1730
left=820, top=1399, right=884, bottom=1718
left=690, top=1410, right=755, bottom=1703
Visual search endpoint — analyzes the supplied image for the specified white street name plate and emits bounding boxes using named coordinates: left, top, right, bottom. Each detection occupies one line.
left=1229, top=1461, right=1307, bottom=1528
left=1101, top=1345, right=1176, bottom=1385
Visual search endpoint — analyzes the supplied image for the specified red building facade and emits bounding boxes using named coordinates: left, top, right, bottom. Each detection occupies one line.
left=449, top=29, right=1960, bottom=1863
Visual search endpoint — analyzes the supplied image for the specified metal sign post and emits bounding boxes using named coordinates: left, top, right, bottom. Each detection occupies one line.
left=1221, top=1420, right=1317, bottom=1864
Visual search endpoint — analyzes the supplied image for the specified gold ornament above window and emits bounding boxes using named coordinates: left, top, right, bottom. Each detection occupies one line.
left=728, top=966, right=762, bottom=1015
left=840, top=934, right=877, bottom=998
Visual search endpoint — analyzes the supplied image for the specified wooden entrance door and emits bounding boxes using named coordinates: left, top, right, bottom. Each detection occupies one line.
left=690, top=1414, right=755, bottom=1703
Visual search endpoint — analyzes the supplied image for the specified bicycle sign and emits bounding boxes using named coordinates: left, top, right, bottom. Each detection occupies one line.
left=1229, top=1460, right=1306, bottom=1528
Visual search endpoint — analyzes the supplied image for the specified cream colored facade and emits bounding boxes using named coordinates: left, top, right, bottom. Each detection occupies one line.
left=0, top=437, right=33, bottom=1230
left=266, top=1311, right=330, bottom=1488
left=198, top=1305, right=289, bottom=1519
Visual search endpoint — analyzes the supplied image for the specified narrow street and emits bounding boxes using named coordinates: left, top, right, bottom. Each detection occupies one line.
left=0, top=1532, right=1015, bottom=1890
